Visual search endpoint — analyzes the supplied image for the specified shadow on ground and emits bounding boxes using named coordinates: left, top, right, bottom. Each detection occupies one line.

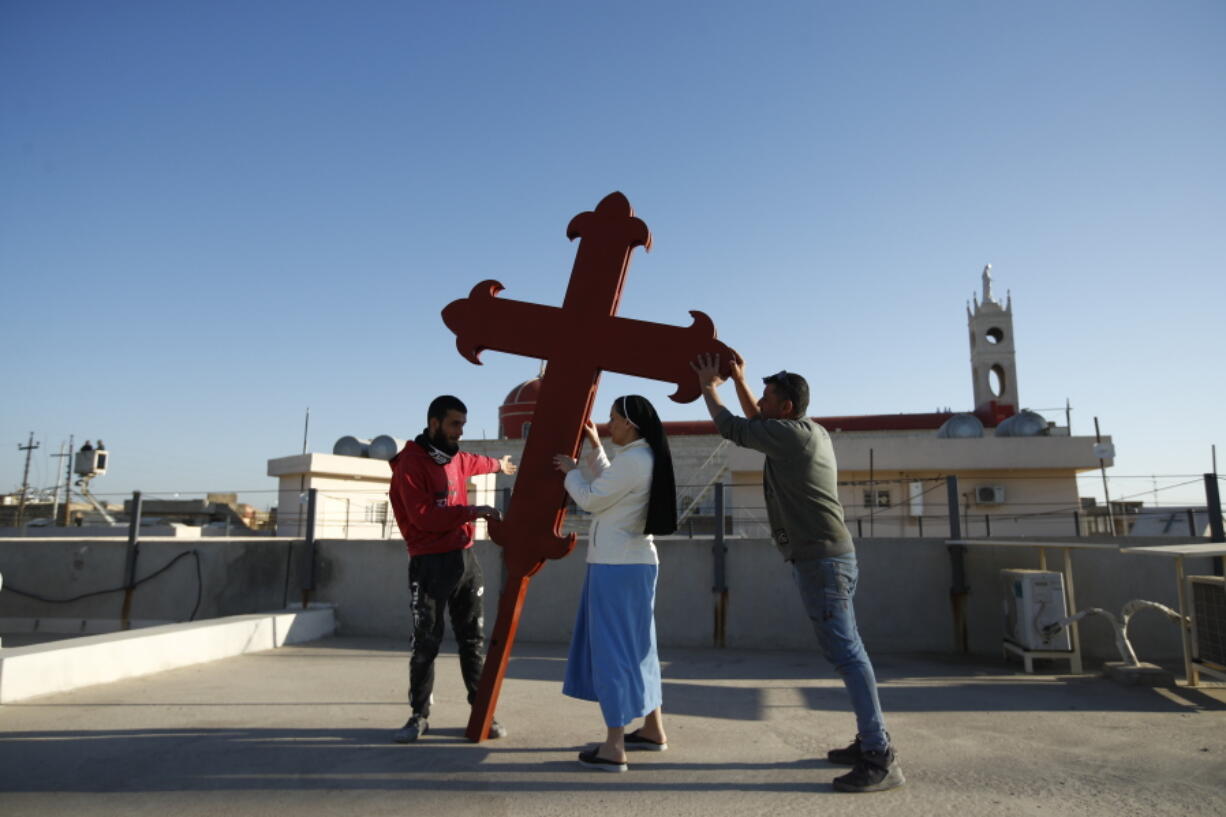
left=0, top=725, right=841, bottom=794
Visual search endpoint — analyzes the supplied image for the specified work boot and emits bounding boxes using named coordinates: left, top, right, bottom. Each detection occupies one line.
left=832, top=747, right=905, bottom=793
left=393, top=714, right=428, bottom=743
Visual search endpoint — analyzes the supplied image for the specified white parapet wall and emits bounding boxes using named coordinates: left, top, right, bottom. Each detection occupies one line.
left=0, top=604, right=336, bottom=704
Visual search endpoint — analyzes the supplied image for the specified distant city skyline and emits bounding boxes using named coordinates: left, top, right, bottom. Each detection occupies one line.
left=2, top=1, right=1223, bottom=511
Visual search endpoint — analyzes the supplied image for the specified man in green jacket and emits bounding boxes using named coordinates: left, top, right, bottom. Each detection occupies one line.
left=692, top=352, right=904, bottom=793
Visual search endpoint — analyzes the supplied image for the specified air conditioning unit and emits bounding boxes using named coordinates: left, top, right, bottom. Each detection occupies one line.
left=976, top=485, right=1005, bottom=504
left=1188, top=575, right=1226, bottom=673
left=1001, top=569, right=1070, bottom=650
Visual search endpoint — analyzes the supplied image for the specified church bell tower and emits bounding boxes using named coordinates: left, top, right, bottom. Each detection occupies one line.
left=967, top=264, right=1019, bottom=421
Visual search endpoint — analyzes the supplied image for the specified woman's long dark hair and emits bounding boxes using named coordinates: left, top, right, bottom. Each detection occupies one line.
left=614, top=395, right=677, bottom=536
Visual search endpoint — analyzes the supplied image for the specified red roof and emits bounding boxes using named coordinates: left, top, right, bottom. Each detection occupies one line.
left=499, top=378, right=1013, bottom=437
left=660, top=412, right=957, bottom=436
left=659, top=403, right=1013, bottom=435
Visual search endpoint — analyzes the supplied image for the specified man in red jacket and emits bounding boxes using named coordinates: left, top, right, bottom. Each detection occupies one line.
left=389, top=394, right=518, bottom=743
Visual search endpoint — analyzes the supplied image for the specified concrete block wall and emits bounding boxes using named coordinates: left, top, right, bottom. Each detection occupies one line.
left=0, top=538, right=301, bottom=624
left=1, top=536, right=1215, bottom=662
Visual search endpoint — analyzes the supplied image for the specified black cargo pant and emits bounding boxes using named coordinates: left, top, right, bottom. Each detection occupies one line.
left=408, top=548, right=487, bottom=718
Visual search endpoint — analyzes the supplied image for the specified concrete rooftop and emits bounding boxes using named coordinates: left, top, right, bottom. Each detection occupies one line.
left=1, top=637, right=1223, bottom=816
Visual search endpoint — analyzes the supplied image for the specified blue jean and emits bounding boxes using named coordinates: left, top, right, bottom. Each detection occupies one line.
left=791, top=554, right=889, bottom=753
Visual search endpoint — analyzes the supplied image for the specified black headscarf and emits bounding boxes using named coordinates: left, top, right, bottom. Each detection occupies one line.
left=615, top=395, right=677, bottom=536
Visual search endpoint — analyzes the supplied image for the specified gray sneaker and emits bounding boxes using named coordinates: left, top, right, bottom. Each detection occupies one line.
left=832, top=747, right=905, bottom=793
left=487, top=719, right=508, bottom=739
left=393, top=714, right=428, bottom=743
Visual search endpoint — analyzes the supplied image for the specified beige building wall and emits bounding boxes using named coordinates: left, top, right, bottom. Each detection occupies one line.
left=268, top=454, right=394, bottom=539
left=268, top=424, right=1114, bottom=541
left=726, top=429, right=1111, bottom=539
left=267, top=450, right=509, bottom=541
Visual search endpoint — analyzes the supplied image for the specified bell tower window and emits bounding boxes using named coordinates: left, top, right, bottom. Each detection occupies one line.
left=989, top=365, right=1006, bottom=398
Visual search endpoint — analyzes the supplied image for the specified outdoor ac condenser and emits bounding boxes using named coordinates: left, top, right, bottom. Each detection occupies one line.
left=976, top=485, right=1005, bottom=504
left=1001, top=569, right=1071, bottom=651
left=1188, top=575, right=1226, bottom=673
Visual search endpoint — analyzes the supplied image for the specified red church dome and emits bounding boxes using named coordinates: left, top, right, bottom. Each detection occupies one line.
left=499, top=377, right=542, bottom=439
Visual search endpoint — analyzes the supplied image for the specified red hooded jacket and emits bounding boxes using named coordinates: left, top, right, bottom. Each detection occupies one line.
left=388, top=440, right=501, bottom=557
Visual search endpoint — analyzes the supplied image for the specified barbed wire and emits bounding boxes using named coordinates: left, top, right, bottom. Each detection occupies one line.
left=19, top=468, right=1217, bottom=498
left=15, top=478, right=1217, bottom=513
left=10, top=458, right=1220, bottom=539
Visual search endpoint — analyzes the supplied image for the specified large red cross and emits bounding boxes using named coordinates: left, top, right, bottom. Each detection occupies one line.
left=441, top=191, right=731, bottom=741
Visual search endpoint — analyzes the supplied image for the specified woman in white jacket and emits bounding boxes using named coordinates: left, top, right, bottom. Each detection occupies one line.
left=553, top=394, right=677, bottom=772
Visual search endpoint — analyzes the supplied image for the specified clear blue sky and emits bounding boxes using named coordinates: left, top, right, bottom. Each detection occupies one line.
left=2, top=0, right=1223, bottom=510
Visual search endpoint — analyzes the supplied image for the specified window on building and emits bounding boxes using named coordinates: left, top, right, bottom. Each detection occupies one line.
left=365, top=501, right=389, bottom=524
left=863, top=489, right=891, bottom=509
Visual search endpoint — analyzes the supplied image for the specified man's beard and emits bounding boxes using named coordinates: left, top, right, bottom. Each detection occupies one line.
left=428, top=428, right=459, bottom=457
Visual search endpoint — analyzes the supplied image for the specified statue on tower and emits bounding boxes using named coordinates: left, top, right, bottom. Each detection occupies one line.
left=981, top=263, right=994, bottom=304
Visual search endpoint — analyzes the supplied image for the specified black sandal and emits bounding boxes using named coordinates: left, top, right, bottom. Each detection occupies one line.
left=625, top=730, right=668, bottom=751
left=578, top=748, right=628, bottom=772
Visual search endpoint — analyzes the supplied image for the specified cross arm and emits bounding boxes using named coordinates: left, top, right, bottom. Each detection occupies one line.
left=588, top=310, right=733, bottom=403
left=441, top=280, right=565, bottom=364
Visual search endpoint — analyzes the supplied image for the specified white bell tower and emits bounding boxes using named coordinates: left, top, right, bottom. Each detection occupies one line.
left=967, top=264, right=1019, bottom=416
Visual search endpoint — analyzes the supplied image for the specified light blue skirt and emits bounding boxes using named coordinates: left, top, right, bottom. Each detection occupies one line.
left=562, top=563, right=662, bottom=728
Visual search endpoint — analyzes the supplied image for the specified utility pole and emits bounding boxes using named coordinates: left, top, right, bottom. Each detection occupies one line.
left=868, top=447, right=875, bottom=537
left=15, top=432, right=40, bottom=528
left=50, top=440, right=70, bottom=525
left=1094, top=417, right=1114, bottom=534
left=297, top=407, right=310, bottom=538
left=61, top=434, right=74, bottom=525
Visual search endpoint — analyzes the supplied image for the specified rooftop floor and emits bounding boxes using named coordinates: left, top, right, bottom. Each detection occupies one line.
left=1, top=637, right=1223, bottom=816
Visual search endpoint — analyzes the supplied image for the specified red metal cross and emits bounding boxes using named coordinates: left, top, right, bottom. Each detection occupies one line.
left=441, top=191, right=731, bottom=741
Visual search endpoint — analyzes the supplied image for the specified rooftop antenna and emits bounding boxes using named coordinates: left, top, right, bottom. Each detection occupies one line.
left=302, top=407, right=310, bottom=455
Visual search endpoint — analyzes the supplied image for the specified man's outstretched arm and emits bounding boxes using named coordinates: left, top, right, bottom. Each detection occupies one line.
left=693, top=351, right=802, bottom=458
left=729, top=349, right=759, bottom=419
left=692, top=352, right=729, bottom=421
